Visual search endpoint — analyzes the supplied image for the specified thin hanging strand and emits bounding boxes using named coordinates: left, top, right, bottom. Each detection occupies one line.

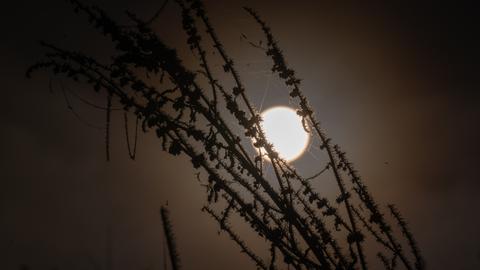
left=67, top=87, right=122, bottom=111
left=105, top=93, right=112, bottom=161
left=259, top=71, right=272, bottom=112
left=61, top=81, right=105, bottom=130
left=124, top=112, right=139, bottom=160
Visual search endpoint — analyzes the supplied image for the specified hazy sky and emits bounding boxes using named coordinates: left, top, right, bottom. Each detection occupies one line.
left=1, top=1, right=479, bottom=269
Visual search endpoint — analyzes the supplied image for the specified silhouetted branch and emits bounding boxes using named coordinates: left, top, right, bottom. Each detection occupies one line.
left=27, top=1, right=424, bottom=269
left=160, top=206, right=181, bottom=270
left=203, top=206, right=269, bottom=270
left=388, top=205, right=425, bottom=270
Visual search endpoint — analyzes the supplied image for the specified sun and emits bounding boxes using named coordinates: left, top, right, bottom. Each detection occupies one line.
left=259, top=106, right=310, bottom=162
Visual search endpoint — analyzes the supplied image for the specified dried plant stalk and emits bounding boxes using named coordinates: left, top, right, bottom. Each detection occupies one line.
left=27, top=1, right=424, bottom=269
left=161, top=206, right=181, bottom=270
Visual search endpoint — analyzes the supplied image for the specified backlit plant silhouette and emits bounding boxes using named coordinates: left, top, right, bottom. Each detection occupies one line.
left=27, top=1, right=424, bottom=269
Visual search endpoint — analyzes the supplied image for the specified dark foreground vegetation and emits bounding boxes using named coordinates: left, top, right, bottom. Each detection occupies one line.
left=27, top=1, right=424, bottom=269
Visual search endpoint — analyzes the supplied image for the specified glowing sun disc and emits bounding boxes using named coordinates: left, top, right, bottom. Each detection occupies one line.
left=259, top=106, right=310, bottom=162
